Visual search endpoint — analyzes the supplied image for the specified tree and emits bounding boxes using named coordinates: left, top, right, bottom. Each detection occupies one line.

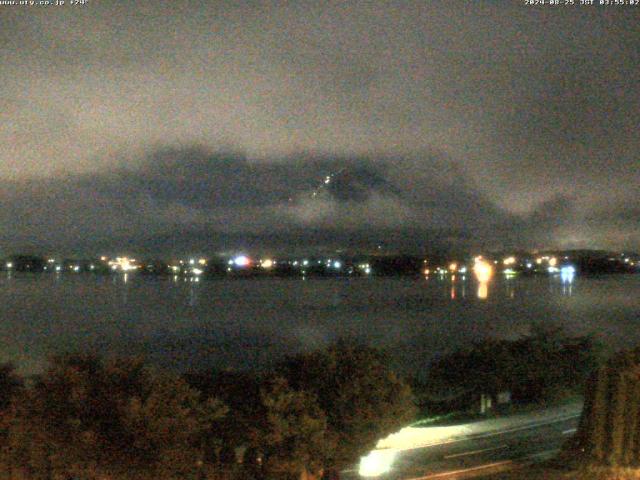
left=0, top=363, right=22, bottom=413
left=280, top=341, right=417, bottom=469
left=572, top=347, right=640, bottom=467
left=425, top=327, right=599, bottom=407
left=4, top=353, right=227, bottom=479
left=185, top=368, right=263, bottom=460
left=255, top=377, right=331, bottom=480
left=0, top=364, right=23, bottom=478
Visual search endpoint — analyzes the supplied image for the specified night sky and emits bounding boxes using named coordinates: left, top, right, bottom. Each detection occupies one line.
left=1, top=1, right=638, bottom=255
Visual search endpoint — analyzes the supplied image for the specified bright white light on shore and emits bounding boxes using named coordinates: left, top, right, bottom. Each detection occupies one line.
left=234, top=255, right=250, bottom=267
left=473, top=259, right=493, bottom=283
left=333, top=260, right=342, bottom=269
left=261, top=259, right=274, bottom=269
left=6, top=262, right=13, bottom=269
left=359, top=449, right=396, bottom=477
left=192, top=268, right=203, bottom=275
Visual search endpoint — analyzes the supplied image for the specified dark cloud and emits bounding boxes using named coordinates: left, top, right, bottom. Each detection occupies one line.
left=0, top=144, right=625, bottom=255
left=0, top=1, right=638, bottom=252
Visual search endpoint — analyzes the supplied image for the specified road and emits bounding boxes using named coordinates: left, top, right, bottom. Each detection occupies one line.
left=345, top=403, right=581, bottom=480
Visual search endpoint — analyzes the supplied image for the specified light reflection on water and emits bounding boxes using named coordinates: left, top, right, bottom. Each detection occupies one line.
left=0, top=273, right=637, bottom=375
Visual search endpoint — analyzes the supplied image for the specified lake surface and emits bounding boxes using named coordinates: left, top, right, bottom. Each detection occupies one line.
left=1, top=273, right=639, bottom=376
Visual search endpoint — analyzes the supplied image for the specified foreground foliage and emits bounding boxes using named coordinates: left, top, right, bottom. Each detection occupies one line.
left=422, top=326, right=599, bottom=410
left=1, top=354, right=227, bottom=479
left=0, top=342, right=417, bottom=479
left=280, top=341, right=418, bottom=469
left=572, top=347, right=640, bottom=467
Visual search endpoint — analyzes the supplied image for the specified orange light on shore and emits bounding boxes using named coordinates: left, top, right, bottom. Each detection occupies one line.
left=473, top=259, right=493, bottom=283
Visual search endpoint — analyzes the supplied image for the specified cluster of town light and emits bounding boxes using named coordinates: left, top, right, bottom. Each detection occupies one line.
left=3, top=252, right=595, bottom=283
left=108, top=257, right=138, bottom=272
left=169, top=258, right=208, bottom=276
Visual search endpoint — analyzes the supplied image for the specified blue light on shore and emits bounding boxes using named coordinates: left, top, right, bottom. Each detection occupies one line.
left=560, top=265, right=576, bottom=283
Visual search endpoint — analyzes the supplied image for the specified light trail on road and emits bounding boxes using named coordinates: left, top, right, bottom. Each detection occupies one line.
left=353, top=402, right=582, bottom=479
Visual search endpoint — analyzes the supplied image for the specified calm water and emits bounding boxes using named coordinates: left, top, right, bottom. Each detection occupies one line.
left=1, top=273, right=639, bottom=375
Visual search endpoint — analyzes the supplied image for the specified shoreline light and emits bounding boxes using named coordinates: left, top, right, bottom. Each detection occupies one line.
left=233, top=255, right=251, bottom=267
left=473, top=259, right=493, bottom=283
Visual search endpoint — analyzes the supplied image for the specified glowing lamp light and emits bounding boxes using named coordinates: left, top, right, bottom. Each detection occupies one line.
left=6, top=262, right=13, bottom=269
left=261, top=259, right=274, bottom=269
left=503, top=256, right=516, bottom=265
left=333, top=261, right=342, bottom=269
left=549, top=257, right=558, bottom=267
left=449, top=262, right=458, bottom=272
left=359, top=449, right=397, bottom=477
left=233, top=255, right=250, bottom=267
left=473, top=259, right=493, bottom=283
left=192, top=268, right=204, bottom=275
